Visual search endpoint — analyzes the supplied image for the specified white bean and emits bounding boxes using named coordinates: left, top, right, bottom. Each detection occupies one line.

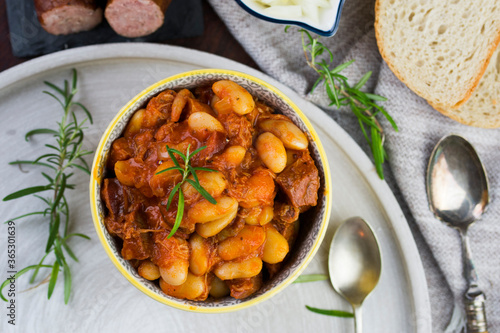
left=259, top=119, right=308, bottom=150
left=181, top=170, right=227, bottom=202
left=212, top=80, right=255, bottom=115
left=138, top=261, right=160, bottom=281
left=195, top=205, right=238, bottom=238
left=255, top=132, right=287, bottom=173
left=188, top=112, right=224, bottom=132
left=188, top=196, right=238, bottom=224
left=262, top=226, right=289, bottom=264
left=159, top=260, right=189, bottom=286
left=209, top=276, right=230, bottom=298
left=214, top=257, right=263, bottom=280
left=160, top=272, right=208, bottom=300
left=124, top=108, right=145, bottom=138
left=189, top=233, right=210, bottom=276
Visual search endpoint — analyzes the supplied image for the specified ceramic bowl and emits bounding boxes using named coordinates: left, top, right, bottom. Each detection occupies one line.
left=90, top=69, right=331, bottom=312
left=235, top=0, right=346, bottom=37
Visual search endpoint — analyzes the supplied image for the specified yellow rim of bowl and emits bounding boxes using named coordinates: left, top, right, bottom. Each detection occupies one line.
left=90, top=69, right=332, bottom=313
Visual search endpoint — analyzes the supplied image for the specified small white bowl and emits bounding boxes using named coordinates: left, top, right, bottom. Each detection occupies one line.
left=235, top=0, right=345, bottom=37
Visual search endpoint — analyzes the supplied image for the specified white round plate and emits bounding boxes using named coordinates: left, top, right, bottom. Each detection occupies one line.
left=0, top=43, right=431, bottom=333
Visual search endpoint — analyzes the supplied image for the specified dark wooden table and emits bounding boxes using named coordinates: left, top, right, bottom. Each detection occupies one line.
left=0, top=1, right=259, bottom=72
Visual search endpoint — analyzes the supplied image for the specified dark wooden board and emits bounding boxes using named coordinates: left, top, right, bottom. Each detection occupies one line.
left=5, top=0, right=203, bottom=57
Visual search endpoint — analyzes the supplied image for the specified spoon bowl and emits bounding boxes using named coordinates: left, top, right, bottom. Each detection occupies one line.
left=426, top=135, right=489, bottom=228
left=329, top=217, right=382, bottom=333
left=426, top=134, right=489, bottom=332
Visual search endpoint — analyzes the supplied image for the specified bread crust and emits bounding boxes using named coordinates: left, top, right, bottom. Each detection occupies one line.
left=429, top=101, right=500, bottom=129
left=374, top=0, right=500, bottom=112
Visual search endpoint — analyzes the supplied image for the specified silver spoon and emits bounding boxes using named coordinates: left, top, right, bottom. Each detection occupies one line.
left=328, top=217, right=382, bottom=333
left=426, top=134, right=489, bottom=332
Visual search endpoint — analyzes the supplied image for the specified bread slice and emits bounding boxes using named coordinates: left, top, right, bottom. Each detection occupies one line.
left=431, top=46, right=500, bottom=128
left=375, top=0, right=500, bottom=109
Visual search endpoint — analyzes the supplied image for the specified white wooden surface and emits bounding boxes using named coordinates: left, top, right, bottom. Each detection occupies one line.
left=0, top=44, right=430, bottom=333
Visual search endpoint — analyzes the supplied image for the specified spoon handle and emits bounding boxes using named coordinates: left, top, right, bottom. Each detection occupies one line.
left=464, top=291, right=488, bottom=333
left=353, top=306, right=362, bottom=333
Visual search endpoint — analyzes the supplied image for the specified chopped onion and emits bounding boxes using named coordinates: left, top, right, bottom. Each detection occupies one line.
left=262, top=5, right=302, bottom=19
left=247, top=0, right=332, bottom=24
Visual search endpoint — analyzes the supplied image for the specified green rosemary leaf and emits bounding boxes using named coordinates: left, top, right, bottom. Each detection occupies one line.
left=34, top=194, right=51, bottom=205
left=0, top=265, right=53, bottom=301
left=45, top=144, right=60, bottom=152
left=73, top=102, right=93, bottom=124
left=155, top=166, right=184, bottom=175
left=43, top=91, right=65, bottom=109
left=63, top=233, right=91, bottom=241
left=77, top=156, right=90, bottom=170
left=25, top=128, right=59, bottom=141
left=70, top=163, right=90, bottom=175
left=186, top=179, right=217, bottom=204
left=33, top=153, right=60, bottom=164
left=168, top=147, right=187, bottom=161
left=354, top=71, right=372, bottom=90
left=64, top=80, right=69, bottom=98
left=61, top=239, right=78, bottom=262
left=47, top=262, right=60, bottom=299
left=167, top=188, right=184, bottom=239
left=3, top=185, right=52, bottom=201
left=52, top=173, right=67, bottom=210
left=293, top=274, right=328, bottom=283
left=188, top=165, right=199, bottom=183
left=63, top=263, right=71, bottom=304
left=371, top=127, right=384, bottom=179
left=192, top=167, right=217, bottom=172
left=9, top=160, right=56, bottom=170
left=71, top=69, right=77, bottom=92
left=4, top=211, right=45, bottom=224
left=46, top=213, right=61, bottom=253
left=166, top=146, right=181, bottom=168
left=30, top=253, right=50, bottom=283
left=310, top=77, right=322, bottom=94
left=305, top=305, right=354, bottom=318
left=358, top=119, right=370, bottom=145
left=365, top=93, right=387, bottom=102
left=53, top=239, right=65, bottom=266
left=44, top=81, right=65, bottom=96
left=373, top=104, right=398, bottom=131
left=330, top=59, right=355, bottom=75
left=41, top=172, right=54, bottom=184
left=166, top=182, right=182, bottom=212
left=76, top=150, right=93, bottom=157
left=189, top=145, right=207, bottom=159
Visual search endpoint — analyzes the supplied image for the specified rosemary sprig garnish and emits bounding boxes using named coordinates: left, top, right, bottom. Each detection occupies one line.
left=0, top=69, right=92, bottom=304
left=294, top=28, right=398, bottom=179
left=156, top=145, right=217, bottom=238
left=305, top=305, right=354, bottom=318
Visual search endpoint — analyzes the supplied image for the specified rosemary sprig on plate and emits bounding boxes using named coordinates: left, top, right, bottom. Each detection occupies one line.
left=295, top=28, right=398, bottom=179
left=306, top=305, right=354, bottom=318
left=0, top=69, right=92, bottom=304
left=156, top=145, right=217, bottom=238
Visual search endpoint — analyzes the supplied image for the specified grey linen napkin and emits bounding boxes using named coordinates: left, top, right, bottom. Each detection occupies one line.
left=208, top=0, right=500, bottom=331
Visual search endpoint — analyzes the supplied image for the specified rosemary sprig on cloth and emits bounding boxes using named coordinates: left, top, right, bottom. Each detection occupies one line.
left=296, top=28, right=398, bottom=179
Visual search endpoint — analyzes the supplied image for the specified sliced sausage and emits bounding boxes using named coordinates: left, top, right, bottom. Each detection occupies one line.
left=105, top=0, right=172, bottom=38
left=34, top=0, right=103, bottom=35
